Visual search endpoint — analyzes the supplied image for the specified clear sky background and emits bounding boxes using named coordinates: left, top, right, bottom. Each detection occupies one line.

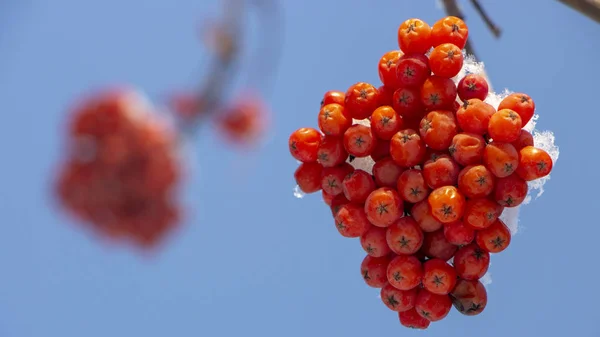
left=0, top=1, right=599, bottom=336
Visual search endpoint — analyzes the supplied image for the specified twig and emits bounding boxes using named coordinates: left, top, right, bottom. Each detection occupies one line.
left=246, top=0, right=284, bottom=97
left=470, top=0, right=502, bottom=37
left=180, top=0, right=283, bottom=136
left=556, top=0, right=600, bottom=24
left=180, top=0, right=245, bottom=136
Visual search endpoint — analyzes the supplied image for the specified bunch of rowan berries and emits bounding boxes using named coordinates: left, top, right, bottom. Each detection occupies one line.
left=289, top=16, right=556, bottom=329
left=55, top=88, right=183, bottom=248
left=54, top=7, right=272, bottom=250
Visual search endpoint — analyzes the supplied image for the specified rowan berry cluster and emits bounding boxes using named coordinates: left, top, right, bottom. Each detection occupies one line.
left=289, top=16, right=555, bottom=329
left=55, top=88, right=183, bottom=248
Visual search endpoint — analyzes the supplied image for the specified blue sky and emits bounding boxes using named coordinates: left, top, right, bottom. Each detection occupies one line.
left=0, top=1, right=599, bottom=336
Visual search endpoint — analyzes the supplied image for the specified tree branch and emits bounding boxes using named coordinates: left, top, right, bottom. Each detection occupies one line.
left=470, top=0, right=502, bottom=37
left=556, top=0, right=600, bottom=24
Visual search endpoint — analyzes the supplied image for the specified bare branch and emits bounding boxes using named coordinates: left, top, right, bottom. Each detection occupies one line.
left=470, top=0, right=502, bottom=38
left=179, top=0, right=283, bottom=136
left=556, top=0, right=600, bottom=24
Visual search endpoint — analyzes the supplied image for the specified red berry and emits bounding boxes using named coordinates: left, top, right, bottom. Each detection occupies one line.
left=294, top=162, right=323, bottom=193
left=387, top=255, right=423, bottom=290
left=453, top=243, right=490, bottom=280
left=361, top=254, right=393, bottom=288
left=398, top=308, right=430, bottom=329
left=422, top=258, right=457, bottom=295
left=342, top=169, right=376, bottom=203
left=289, top=127, right=322, bottom=163
left=386, top=216, right=425, bottom=255
left=457, top=74, right=489, bottom=101
left=345, top=82, right=380, bottom=120
left=361, top=226, right=392, bottom=257
left=381, top=283, right=418, bottom=312
left=414, top=289, right=452, bottom=322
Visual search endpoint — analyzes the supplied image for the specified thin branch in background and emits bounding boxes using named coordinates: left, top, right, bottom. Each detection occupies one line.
left=557, top=0, right=600, bottom=24
left=247, top=0, right=285, bottom=98
left=178, top=0, right=284, bottom=137
left=470, top=0, right=502, bottom=37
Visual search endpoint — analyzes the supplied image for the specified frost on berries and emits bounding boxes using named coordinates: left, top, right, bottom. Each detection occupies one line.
left=55, top=88, right=183, bottom=249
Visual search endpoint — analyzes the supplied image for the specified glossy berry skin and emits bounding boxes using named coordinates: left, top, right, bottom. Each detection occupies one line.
left=420, top=110, right=458, bottom=151
left=420, top=76, right=457, bottom=111
left=321, top=90, right=345, bottom=107
left=476, top=218, right=512, bottom=253
left=361, top=227, right=392, bottom=257
left=343, top=124, right=377, bottom=157
left=372, top=157, right=404, bottom=188
left=428, top=43, right=464, bottom=78
left=317, top=136, right=348, bottom=168
left=318, top=103, right=351, bottom=136
left=494, top=174, right=528, bottom=207
left=512, top=129, right=535, bottom=150
left=450, top=133, right=486, bottom=166
left=378, top=50, right=404, bottom=89
left=345, top=82, right=381, bottom=120
left=488, top=109, right=522, bottom=143
left=387, top=255, right=423, bottom=290
left=422, top=258, right=457, bottom=295
left=396, top=53, right=431, bottom=88
left=450, top=279, right=488, bottom=316
left=411, top=200, right=443, bottom=233
left=334, top=203, right=372, bottom=238
left=397, top=169, right=430, bottom=203
left=386, top=216, right=425, bottom=255
left=371, top=106, right=403, bottom=140
left=498, top=93, right=535, bottom=126
left=422, top=154, right=460, bottom=189
left=390, top=129, right=427, bottom=167
left=361, top=255, right=393, bottom=288
left=428, top=186, right=466, bottom=224
left=397, top=18, right=432, bottom=54
left=294, top=162, right=323, bottom=193
left=453, top=243, right=490, bottom=280
left=444, top=220, right=475, bottom=246
left=463, top=197, right=504, bottom=230
left=365, top=187, right=404, bottom=228
left=516, top=146, right=553, bottom=181
left=289, top=127, right=322, bottom=163
left=483, top=142, right=519, bottom=178
left=457, top=74, right=489, bottom=101
left=342, top=169, right=376, bottom=203
left=456, top=99, right=496, bottom=135
left=321, top=163, right=354, bottom=196
left=399, top=308, right=430, bottom=329
left=457, top=165, right=495, bottom=198
left=381, top=283, right=418, bottom=312
left=392, top=87, right=425, bottom=120
left=420, top=229, right=457, bottom=261
left=414, top=289, right=452, bottom=322
left=430, top=15, right=469, bottom=49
